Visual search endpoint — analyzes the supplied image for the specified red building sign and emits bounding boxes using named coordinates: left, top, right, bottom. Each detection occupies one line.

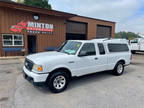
left=10, top=21, right=54, bottom=34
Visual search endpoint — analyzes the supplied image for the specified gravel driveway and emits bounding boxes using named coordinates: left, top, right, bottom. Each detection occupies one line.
left=0, top=54, right=144, bottom=108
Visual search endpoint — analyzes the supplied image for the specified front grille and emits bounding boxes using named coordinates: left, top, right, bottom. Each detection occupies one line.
left=25, top=59, right=34, bottom=71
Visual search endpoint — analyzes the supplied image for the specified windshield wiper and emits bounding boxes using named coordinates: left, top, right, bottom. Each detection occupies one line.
left=63, top=51, right=70, bottom=55
left=56, top=49, right=60, bottom=52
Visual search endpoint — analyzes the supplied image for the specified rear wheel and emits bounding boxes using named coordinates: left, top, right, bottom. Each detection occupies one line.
left=131, top=50, right=136, bottom=54
left=47, top=71, right=69, bottom=93
left=113, top=62, right=124, bottom=76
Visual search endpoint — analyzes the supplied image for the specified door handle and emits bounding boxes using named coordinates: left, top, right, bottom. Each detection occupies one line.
left=68, top=61, right=75, bottom=63
left=94, top=57, right=98, bottom=60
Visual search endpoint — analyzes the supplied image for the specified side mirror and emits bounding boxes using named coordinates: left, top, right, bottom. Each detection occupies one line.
left=78, top=51, right=87, bottom=57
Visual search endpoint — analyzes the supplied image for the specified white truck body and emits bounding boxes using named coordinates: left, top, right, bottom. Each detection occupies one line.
left=130, top=38, right=144, bottom=53
left=23, top=38, right=131, bottom=92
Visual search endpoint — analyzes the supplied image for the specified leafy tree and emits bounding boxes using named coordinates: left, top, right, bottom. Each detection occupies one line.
left=16, top=0, right=24, bottom=3
left=115, top=31, right=140, bottom=40
left=4, top=0, right=21, bottom=3
left=24, top=0, right=51, bottom=9
left=5, top=0, right=13, bottom=2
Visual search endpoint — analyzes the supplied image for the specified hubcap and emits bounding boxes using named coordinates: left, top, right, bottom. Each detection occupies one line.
left=53, top=76, right=66, bottom=90
left=117, top=64, right=123, bottom=74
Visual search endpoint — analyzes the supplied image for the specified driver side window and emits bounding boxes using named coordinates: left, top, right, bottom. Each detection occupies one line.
left=79, top=43, right=96, bottom=56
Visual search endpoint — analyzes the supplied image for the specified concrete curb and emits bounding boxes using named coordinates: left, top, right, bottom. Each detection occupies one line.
left=0, top=56, right=25, bottom=60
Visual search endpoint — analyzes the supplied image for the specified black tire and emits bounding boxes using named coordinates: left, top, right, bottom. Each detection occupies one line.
left=47, top=71, right=69, bottom=93
left=131, top=50, right=136, bottom=54
left=113, top=62, right=124, bottom=76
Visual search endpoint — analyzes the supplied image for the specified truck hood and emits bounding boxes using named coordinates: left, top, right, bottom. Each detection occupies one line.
left=26, top=51, right=68, bottom=64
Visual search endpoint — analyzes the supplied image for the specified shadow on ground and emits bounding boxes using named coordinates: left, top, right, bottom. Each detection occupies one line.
left=132, top=52, right=144, bottom=56
left=34, top=69, right=134, bottom=93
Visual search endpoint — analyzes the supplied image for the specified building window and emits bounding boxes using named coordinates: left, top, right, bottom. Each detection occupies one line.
left=2, top=34, right=24, bottom=46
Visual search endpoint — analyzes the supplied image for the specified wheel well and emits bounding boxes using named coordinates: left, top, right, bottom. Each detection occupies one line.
left=113, top=60, right=126, bottom=70
left=49, top=68, right=72, bottom=78
left=118, top=60, right=125, bottom=64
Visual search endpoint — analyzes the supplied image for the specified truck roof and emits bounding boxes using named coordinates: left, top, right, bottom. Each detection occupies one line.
left=70, top=38, right=128, bottom=44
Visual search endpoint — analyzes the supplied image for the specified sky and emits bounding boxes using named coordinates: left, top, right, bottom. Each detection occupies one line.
left=50, top=0, right=144, bottom=34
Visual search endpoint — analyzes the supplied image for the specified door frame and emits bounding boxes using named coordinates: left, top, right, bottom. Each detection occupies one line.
left=27, top=35, right=37, bottom=54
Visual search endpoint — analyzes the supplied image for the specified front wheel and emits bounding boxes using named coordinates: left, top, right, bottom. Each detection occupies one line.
left=47, top=71, right=69, bottom=93
left=113, top=62, right=124, bottom=76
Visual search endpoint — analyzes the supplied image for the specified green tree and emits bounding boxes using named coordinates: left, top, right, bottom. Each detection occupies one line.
left=17, top=0, right=24, bottom=3
left=5, top=0, right=13, bottom=2
left=115, top=31, right=140, bottom=40
left=24, top=0, right=51, bottom=9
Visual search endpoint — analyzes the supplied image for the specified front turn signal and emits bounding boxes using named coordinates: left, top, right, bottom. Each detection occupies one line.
left=37, top=66, right=43, bottom=71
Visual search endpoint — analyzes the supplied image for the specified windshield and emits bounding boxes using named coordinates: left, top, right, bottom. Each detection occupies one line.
left=131, top=39, right=138, bottom=43
left=58, top=41, right=82, bottom=55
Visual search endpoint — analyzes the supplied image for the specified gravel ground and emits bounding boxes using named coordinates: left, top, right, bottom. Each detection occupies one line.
left=0, top=54, right=144, bottom=108
left=0, top=58, right=24, bottom=108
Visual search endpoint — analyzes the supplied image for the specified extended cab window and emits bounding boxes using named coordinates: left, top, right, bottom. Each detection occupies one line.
left=98, top=43, right=105, bottom=55
left=108, top=44, right=129, bottom=52
left=79, top=43, right=96, bottom=56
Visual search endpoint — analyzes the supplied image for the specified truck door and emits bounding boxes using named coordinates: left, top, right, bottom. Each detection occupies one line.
left=130, top=39, right=139, bottom=51
left=75, top=43, right=99, bottom=76
left=140, top=39, right=144, bottom=51
left=96, top=43, right=108, bottom=71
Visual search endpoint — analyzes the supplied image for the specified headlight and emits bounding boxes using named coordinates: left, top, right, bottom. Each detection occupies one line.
left=32, top=64, right=43, bottom=72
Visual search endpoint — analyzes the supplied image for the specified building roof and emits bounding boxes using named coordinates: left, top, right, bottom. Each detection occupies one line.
left=76, top=15, right=115, bottom=23
left=0, top=0, right=115, bottom=23
left=0, top=0, right=76, bottom=18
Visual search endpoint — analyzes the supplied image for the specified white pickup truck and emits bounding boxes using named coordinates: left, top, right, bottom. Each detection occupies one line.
left=23, top=38, right=131, bottom=93
left=130, top=38, right=144, bottom=54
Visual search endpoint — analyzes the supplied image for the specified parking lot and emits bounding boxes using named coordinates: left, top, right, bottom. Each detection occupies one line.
left=0, top=54, right=144, bottom=108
